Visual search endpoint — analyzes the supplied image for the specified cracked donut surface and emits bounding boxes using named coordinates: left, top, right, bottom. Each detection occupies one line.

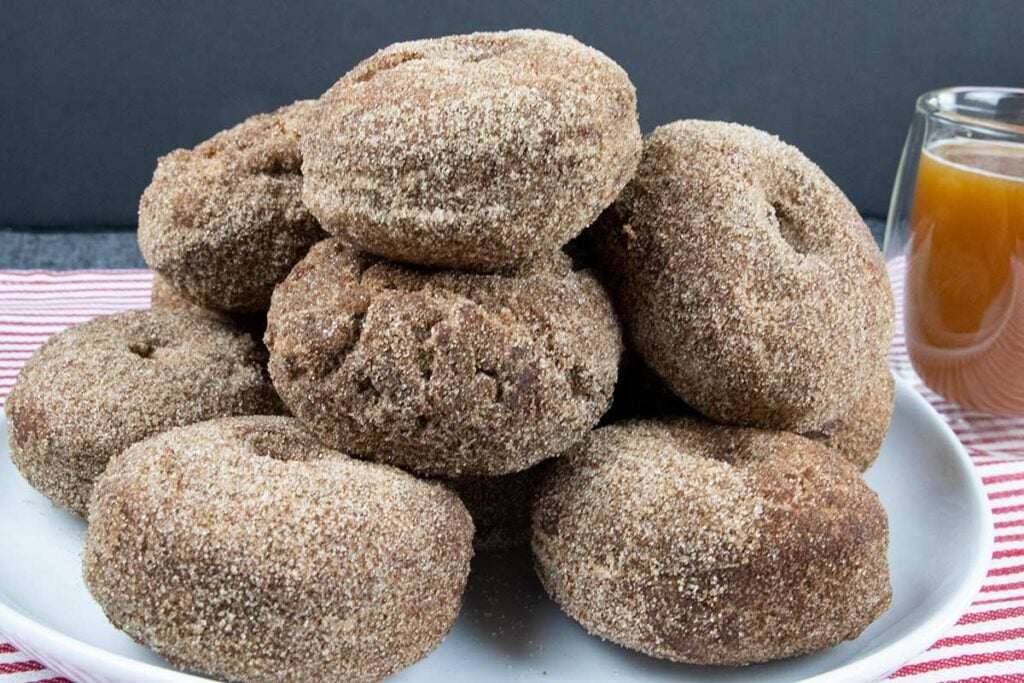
left=265, top=238, right=623, bottom=476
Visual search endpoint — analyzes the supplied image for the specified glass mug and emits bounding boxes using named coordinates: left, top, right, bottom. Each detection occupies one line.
left=884, top=87, right=1024, bottom=414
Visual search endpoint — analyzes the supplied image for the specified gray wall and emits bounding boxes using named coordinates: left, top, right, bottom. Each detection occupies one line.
left=2, top=0, right=1021, bottom=226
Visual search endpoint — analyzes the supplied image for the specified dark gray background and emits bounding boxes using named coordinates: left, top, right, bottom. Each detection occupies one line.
left=1, top=0, right=1021, bottom=228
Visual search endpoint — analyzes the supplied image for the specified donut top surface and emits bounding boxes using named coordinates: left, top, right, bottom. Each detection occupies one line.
left=7, top=309, right=282, bottom=478
left=265, top=238, right=623, bottom=476
left=533, top=418, right=891, bottom=665
left=88, top=415, right=471, bottom=541
left=84, top=415, right=474, bottom=683
left=594, top=120, right=894, bottom=431
left=301, top=29, right=642, bottom=269
left=139, top=99, right=326, bottom=312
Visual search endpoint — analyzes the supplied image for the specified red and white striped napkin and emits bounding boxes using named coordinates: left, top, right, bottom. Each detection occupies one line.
left=1, top=266, right=1024, bottom=682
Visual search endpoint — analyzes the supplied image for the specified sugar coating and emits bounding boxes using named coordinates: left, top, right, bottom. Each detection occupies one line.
left=532, top=418, right=891, bottom=665
left=608, top=349, right=893, bottom=472
left=6, top=310, right=283, bottom=516
left=302, top=29, right=642, bottom=269
left=265, top=239, right=623, bottom=476
left=591, top=120, right=894, bottom=431
left=150, top=273, right=201, bottom=311
left=804, top=361, right=895, bottom=471
left=150, top=273, right=268, bottom=340
left=139, top=100, right=327, bottom=312
left=82, top=416, right=474, bottom=683
left=442, top=461, right=551, bottom=551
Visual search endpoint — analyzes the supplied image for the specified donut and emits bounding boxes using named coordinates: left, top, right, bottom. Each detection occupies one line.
left=265, top=238, right=622, bottom=476
left=6, top=309, right=283, bottom=515
left=139, top=100, right=326, bottom=312
left=591, top=120, right=894, bottom=431
left=301, top=29, right=641, bottom=270
left=83, top=416, right=473, bottom=683
left=443, top=461, right=550, bottom=551
left=532, top=418, right=891, bottom=665
left=804, top=361, right=895, bottom=471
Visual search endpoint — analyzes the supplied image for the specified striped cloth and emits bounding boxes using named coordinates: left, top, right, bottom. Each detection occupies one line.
left=1, top=267, right=1023, bottom=682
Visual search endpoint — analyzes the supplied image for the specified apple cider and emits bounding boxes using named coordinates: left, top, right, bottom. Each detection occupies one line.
left=905, top=139, right=1024, bottom=413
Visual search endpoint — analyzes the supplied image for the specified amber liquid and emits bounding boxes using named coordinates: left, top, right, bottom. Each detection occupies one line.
left=906, top=139, right=1024, bottom=413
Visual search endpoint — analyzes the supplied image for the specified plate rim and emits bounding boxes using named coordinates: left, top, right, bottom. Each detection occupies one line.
left=0, top=377, right=996, bottom=683
left=802, top=375, right=994, bottom=683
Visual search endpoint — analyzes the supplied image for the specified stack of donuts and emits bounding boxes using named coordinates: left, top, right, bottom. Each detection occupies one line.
left=6, top=30, right=895, bottom=682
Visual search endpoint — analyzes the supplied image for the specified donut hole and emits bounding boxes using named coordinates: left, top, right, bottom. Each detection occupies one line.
left=315, top=353, right=344, bottom=378
left=769, top=201, right=811, bottom=255
left=128, top=340, right=157, bottom=359
left=351, top=51, right=424, bottom=83
left=229, top=428, right=331, bottom=464
left=197, top=145, right=219, bottom=161
left=128, top=337, right=179, bottom=362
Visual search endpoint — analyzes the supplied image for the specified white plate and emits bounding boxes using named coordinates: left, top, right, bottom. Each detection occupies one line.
left=0, top=375, right=993, bottom=683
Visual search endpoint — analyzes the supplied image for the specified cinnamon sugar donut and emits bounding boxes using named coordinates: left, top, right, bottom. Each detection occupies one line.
left=443, top=462, right=550, bottom=550
left=139, top=100, right=326, bottom=312
left=83, top=416, right=473, bottom=683
left=6, top=310, right=283, bottom=515
left=302, top=30, right=641, bottom=269
left=805, top=361, right=895, bottom=471
left=532, top=418, right=891, bottom=665
left=265, top=239, right=622, bottom=476
left=592, top=120, right=894, bottom=431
